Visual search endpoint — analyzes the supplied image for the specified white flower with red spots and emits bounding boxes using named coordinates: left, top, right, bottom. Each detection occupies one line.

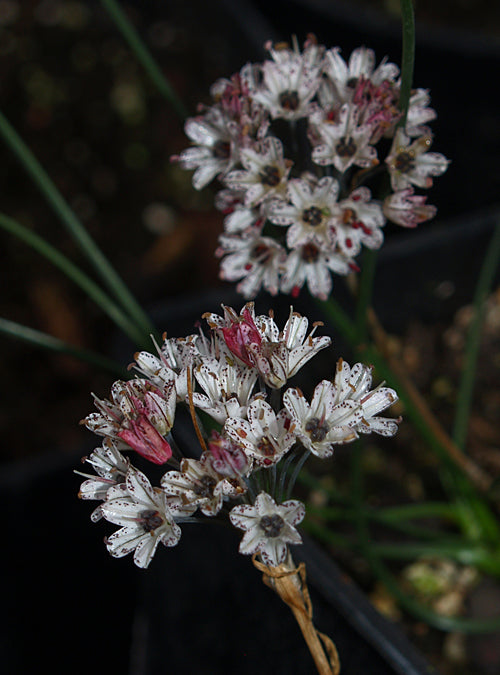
left=280, top=241, right=351, bottom=301
left=76, top=439, right=130, bottom=522
left=217, top=230, right=285, bottom=298
left=101, top=468, right=189, bottom=568
left=230, top=492, right=305, bottom=566
left=383, top=188, right=437, bottom=227
left=267, top=176, right=339, bottom=249
left=161, top=452, right=246, bottom=516
left=386, top=129, right=449, bottom=191
left=173, top=107, right=239, bottom=190
left=323, top=46, right=399, bottom=105
left=225, top=398, right=295, bottom=467
left=283, top=361, right=399, bottom=457
left=311, top=103, right=378, bottom=173
left=224, top=137, right=292, bottom=207
left=241, top=37, right=325, bottom=121
left=333, top=187, right=385, bottom=257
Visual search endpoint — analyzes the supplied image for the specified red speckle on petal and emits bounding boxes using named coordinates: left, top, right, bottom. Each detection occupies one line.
left=345, top=238, right=352, bottom=248
left=291, top=285, right=300, bottom=298
left=244, top=263, right=252, bottom=271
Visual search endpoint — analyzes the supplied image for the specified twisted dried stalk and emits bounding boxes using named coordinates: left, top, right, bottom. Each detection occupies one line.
left=253, top=554, right=340, bottom=675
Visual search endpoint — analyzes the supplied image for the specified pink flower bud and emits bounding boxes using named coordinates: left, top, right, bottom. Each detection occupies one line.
left=221, top=305, right=262, bottom=367
left=118, top=416, right=172, bottom=465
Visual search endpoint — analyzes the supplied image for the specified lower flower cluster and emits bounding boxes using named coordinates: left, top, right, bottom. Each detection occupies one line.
left=77, top=303, right=400, bottom=568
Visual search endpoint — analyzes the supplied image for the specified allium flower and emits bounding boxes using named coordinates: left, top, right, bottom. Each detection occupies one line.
left=383, top=188, right=437, bottom=227
left=405, top=88, right=437, bottom=137
left=101, top=468, right=185, bottom=568
left=283, top=362, right=399, bottom=457
left=311, top=103, right=378, bottom=172
left=173, top=107, right=239, bottom=189
left=224, top=137, right=292, bottom=207
left=204, top=303, right=332, bottom=389
left=283, top=380, right=363, bottom=457
left=241, top=37, right=325, bottom=121
left=333, top=187, right=385, bottom=257
left=191, top=357, right=259, bottom=424
left=322, top=46, right=399, bottom=105
left=217, top=230, right=285, bottom=298
left=280, top=242, right=351, bottom=301
left=161, top=452, right=246, bottom=516
left=225, top=398, right=296, bottom=467
left=76, top=439, right=130, bottom=522
left=82, top=379, right=176, bottom=465
left=267, top=176, right=340, bottom=248
left=207, top=430, right=251, bottom=478
left=386, top=129, right=449, bottom=191
left=230, top=492, right=305, bottom=566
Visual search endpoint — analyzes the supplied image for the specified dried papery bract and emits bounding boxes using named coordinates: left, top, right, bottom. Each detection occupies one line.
left=253, top=555, right=340, bottom=675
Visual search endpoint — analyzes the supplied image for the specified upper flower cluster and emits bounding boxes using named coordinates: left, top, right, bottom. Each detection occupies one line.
left=78, top=303, right=400, bottom=568
left=173, top=36, right=448, bottom=300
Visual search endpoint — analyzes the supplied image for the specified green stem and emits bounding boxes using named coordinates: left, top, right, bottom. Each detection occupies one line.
left=0, top=212, right=146, bottom=346
left=354, top=249, right=378, bottom=343
left=453, top=221, right=500, bottom=449
left=99, top=0, right=188, bottom=121
left=398, top=0, right=415, bottom=127
left=0, top=109, right=157, bottom=343
left=0, top=317, right=126, bottom=377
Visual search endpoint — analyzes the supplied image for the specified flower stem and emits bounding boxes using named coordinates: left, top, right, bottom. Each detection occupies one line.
left=99, top=0, right=188, bottom=121
left=0, top=317, right=126, bottom=377
left=452, top=220, right=500, bottom=449
left=354, top=248, right=378, bottom=343
left=398, top=0, right=415, bottom=127
left=0, top=212, right=147, bottom=346
left=0, top=109, right=157, bottom=343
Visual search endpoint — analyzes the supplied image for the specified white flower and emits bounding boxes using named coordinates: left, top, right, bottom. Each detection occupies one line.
left=383, top=188, right=437, bottom=227
left=241, top=38, right=324, bottom=120
left=311, top=103, right=378, bottom=173
left=267, top=176, right=340, bottom=248
left=385, top=129, right=449, bottom=191
left=225, top=398, right=295, bottom=467
left=76, top=439, right=130, bottom=522
left=323, top=46, right=399, bottom=105
left=280, top=242, right=351, bottom=301
left=333, top=187, right=385, bottom=257
left=217, top=230, right=285, bottom=298
left=224, top=137, right=292, bottom=207
left=191, top=357, right=259, bottom=424
left=230, top=492, right=305, bottom=566
left=161, top=452, right=245, bottom=516
left=283, top=380, right=363, bottom=457
left=405, top=88, right=437, bottom=137
left=333, top=358, right=400, bottom=437
left=174, top=107, right=239, bottom=189
left=283, top=361, right=399, bottom=457
left=101, top=468, right=185, bottom=568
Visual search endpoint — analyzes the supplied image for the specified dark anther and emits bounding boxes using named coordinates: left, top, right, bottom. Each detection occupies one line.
left=305, top=417, right=329, bottom=442
left=279, top=90, right=300, bottom=111
left=140, top=509, right=164, bottom=533
left=213, top=141, right=231, bottom=159
left=302, top=206, right=323, bottom=227
left=260, top=513, right=285, bottom=538
left=301, top=243, right=320, bottom=263
left=194, top=474, right=217, bottom=498
left=335, top=137, right=357, bottom=158
left=260, top=165, right=281, bottom=187
left=394, top=151, right=414, bottom=173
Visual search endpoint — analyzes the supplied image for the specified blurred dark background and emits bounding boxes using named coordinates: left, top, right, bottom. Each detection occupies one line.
left=1, top=1, right=499, bottom=673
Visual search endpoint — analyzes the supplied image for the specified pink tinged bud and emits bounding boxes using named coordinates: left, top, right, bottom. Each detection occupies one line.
left=118, top=416, right=172, bottom=465
left=222, top=307, right=262, bottom=367
left=208, top=432, right=249, bottom=476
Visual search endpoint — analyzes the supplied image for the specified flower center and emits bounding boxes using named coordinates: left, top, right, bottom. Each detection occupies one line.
left=140, top=509, right=164, bottom=533
left=260, top=513, right=285, bottom=538
left=341, top=208, right=357, bottom=225
left=335, top=137, right=357, bottom=158
left=257, top=437, right=275, bottom=457
left=250, top=243, right=272, bottom=263
left=305, top=417, right=329, bottom=442
left=394, top=151, right=414, bottom=173
left=213, top=140, right=231, bottom=159
left=346, top=76, right=359, bottom=89
left=279, top=89, right=300, bottom=111
left=301, top=243, right=320, bottom=263
left=302, top=206, right=323, bottom=227
left=260, top=165, right=281, bottom=187
left=194, top=474, right=217, bottom=498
